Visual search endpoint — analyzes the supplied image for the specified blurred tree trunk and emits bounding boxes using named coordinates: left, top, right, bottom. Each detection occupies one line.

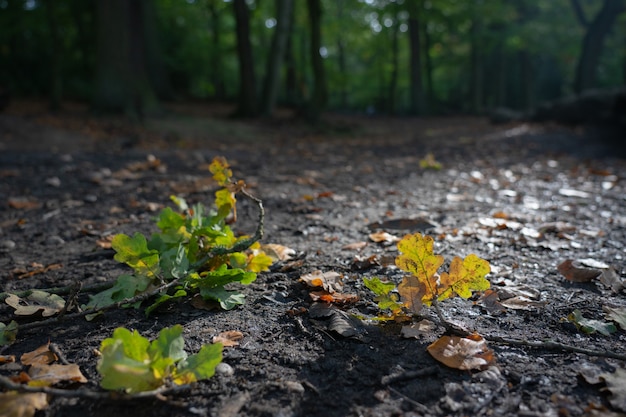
left=261, top=0, right=294, bottom=116
left=336, top=0, right=348, bottom=109
left=94, top=0, right=158, bottom=119
left=571, top=0, right=626, bottom=93
left=43, top=0, right=62, bottom=110
left=143, top=0, right=173, bottom=100
left=387, top=15, right=400, bottom=114
left=306, top=0, right=327, bottom=122
left=233, top=0, right=257, bottom=117
left=423, top=22, right=433, bottom=112
left=469, top=17, right=483, bottom=113
left=208, top=0, right=226, bottom=100
left=407, top=0, right=424, bottom=115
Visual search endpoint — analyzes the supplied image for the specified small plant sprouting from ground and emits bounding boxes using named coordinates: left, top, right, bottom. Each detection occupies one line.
left=364, top=232, right=490, bottom=321
left=85, top=156, right=272, bottom=315
left=364, top=233, right=494, bottom=370
left=97, top=325, right=222, bottom=394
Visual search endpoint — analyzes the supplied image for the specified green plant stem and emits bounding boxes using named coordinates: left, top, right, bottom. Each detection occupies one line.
left=192, top=186, right=264, bottom=268
left=15, top=277, right=184, bottom=333
left=0, top=375, right=191, bottom=400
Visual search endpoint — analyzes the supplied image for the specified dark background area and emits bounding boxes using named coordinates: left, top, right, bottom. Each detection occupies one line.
left=0, top=0, right=625, bottom=123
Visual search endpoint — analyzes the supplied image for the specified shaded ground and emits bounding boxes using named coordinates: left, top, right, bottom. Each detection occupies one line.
left=1, top=101, right=625, bottom=417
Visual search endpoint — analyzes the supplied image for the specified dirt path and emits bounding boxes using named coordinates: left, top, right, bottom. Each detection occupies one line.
left=1, top=105, right=625, bottom=416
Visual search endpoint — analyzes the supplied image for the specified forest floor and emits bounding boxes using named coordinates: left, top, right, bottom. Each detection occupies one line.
left=1, top=100, right=626, bottom=417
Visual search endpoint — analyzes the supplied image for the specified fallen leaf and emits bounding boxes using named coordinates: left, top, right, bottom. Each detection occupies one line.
left=558, top=259, right=602, bottom=282
left=599, top=268, right=624, bottom=293
left=568, top=309, right=616, bottom=336
left=28, top=363, right=88, bottom=386
left=212, top=331, right=244, bottom=347
left=260, top=244, right=296, bottom=262
left=427, top=333, right=495, bottom=370
left=341, top=241, right=368, bottom=251
left=401, top=320, right=437, bottom=339
left=6, top=291, right=65, bottom=317
left=299, top=271, right=344, bottom=293
left=309, top=291, right=358, bottom=304
left=351, top=254, right=380, bottom=270
left=0, top=354, right=16, bottom=363
left=369, top=231, right=400, bottom=244
left=604, top=306, right=626, bottom=331
left=0, top=392, right=48, bottom=417
left=600, top=367, right=626, bottom=412
left=559, top=188, right=590, bottom=198
left=308, top=303, right=365, bottom=339
left=367, top=218, right=436, bottom=232
left=475, top=289, right=506, bottom=314
left=20, top=343, right=57, bottom=366
left=8, top=197, right=41, bottom=210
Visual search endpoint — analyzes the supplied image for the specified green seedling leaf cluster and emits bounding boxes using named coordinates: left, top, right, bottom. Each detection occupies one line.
left=568, top=309, right=617, bottom=336
left=365, top=233, right=491, bottom=320
left=97, top=325, right=222, bottom=393
left=85, top=156, right=272, bottom=314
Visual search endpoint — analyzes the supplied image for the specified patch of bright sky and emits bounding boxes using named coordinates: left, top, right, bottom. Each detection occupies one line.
left=265, top=18, right=277, bottom=29
left=319, top=47, right=328, bottom=58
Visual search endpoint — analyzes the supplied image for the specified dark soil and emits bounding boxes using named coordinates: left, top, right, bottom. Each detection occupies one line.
left=1, top=102, right=625, bottom=417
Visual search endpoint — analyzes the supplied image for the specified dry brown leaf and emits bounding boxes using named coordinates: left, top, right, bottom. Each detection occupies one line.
left=299, top=271, right=343, bottom=293
left=260, top=244, right=296, bottom=262
left=309, top=291, right=359, bottom=304
left=476, top=289, right=506, bottom=314
left=557, top=259, right=602, bottom=282
left=0, top=392, right=48, bottom=417
left=427, top=333, right=495, bottom=370
left=0, top=354, right=16, bottom=363
left=369, top=231, right=400, bottom=244
left=599, top=267, right=624, bottom=293
left=341, top=241, right=368, bottom=251
left=401, top=320, right=437, bottom=339
left=212, top=331, right=244, bottom=347
left=20, top=343, right=57, bottom=366
left=600, top=367, right=626, bottom=412
left=6, top=291, right=65, bottom=317
left=8, top=197, right=41, bottom=210
left=28, top=363, right=88, bottom=386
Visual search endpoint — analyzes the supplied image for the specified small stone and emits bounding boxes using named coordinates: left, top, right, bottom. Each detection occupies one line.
left=46, top=235, right=65, bottom=245
left=84, top=194, right=98, bottom=203
left=1, top=240, right=16, bottom=250
left=215, top=362, right=234, bottom=377
left=45, top=177, right=62, bottom=187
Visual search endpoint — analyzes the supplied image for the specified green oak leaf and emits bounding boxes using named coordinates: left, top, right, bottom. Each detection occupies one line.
left=111, top=232, right=160, bottom=277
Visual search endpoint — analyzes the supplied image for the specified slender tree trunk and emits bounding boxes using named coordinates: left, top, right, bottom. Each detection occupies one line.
left=423, top=21, right=433, bottom=113
left=306, top=0, right=327, bottom=122
left=143, top=0, right=173, bottom=100
left=572, top=0, right=626, bottom=93
left=469, top=18, right=483, bottom=113
left=43, top=0, right=62, bottom=110
left=336, top=0, right=347, bottom=109
left=261, top=0, right=294, bottom=116
left=387, top=16, right=400, bottom=114
left=407, top=1, right=424, bottom=115
left=208, top=0, right=226, bottom=100
left=233, top=0, right=257, bottom=117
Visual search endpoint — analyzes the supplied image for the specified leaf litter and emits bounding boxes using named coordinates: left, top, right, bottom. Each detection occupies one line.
left=1, top=113, right=626, bottom=416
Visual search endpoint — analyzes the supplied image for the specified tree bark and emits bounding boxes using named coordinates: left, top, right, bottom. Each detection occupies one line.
left=572, top=0, right=626, bottom=93
left=208, top=0, right=226, bottom=100
left=43, top=0, right=62, bottom=110
left=407, top=1, right=424, bottom=115
left=306, top=0, right=327, bottom=122
left=261, top=0, right=294, bottom=116
left=387, top=14, right=400, bottom=114
left=233, top=0, right=258, bottom=117
left=93, top=0, right=158, bottom=119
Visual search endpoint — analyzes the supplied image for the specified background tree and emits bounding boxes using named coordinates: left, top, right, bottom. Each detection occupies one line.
left=306, top=0, right=327, bottom=122
left=233, top=0, right=257, bottom=117
left=571, top=0, right=626, bottom=93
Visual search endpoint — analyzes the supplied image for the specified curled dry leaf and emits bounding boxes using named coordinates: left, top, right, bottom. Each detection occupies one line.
left=213, top=331, right=244, bottom=347
left=260, top=244, right=296, bottom=262
left=427, top=333, right=495, bottom=371
left=20, top=343, right=57, bottom=366
left=0, top=392, right=48, bottom=417
left=369, top=231, right=400, bottom=244
left=6, top=291, right=65, bottom=317
left=600, top=367, right=626, bottom=412
left=28, top=363, right=88, bottom=386
left=341, top=241, right=368, bottom=251
left=309, top=291, right=359, bottom=304
left=557, top=259, right=602, bottom=282
left=299, top=270, right=344, bottom=293
left=0, top=354, right=16, bottom=363
left=599, top=268, right=624, bottom=294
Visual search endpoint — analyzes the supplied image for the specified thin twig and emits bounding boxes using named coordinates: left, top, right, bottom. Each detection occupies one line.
left=0, top=375, right=191, bottom=401
left=16, top=277, right=184, bottom=333
left=484, top=334, right=626, bottom=361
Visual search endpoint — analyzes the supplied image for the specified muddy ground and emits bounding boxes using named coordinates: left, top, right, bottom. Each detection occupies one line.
left=1, top=102, right=625, bottom=417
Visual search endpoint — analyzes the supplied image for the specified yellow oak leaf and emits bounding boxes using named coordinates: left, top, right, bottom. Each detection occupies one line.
left=395, top=233, right=443, bottom=303
left=438, top=254, right=491, bottom=301
left=209, top=156, right=232, bottom=186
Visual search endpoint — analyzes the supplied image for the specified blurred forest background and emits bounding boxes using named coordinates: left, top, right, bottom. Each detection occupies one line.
left=0, top=0, right=625, bottom=121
